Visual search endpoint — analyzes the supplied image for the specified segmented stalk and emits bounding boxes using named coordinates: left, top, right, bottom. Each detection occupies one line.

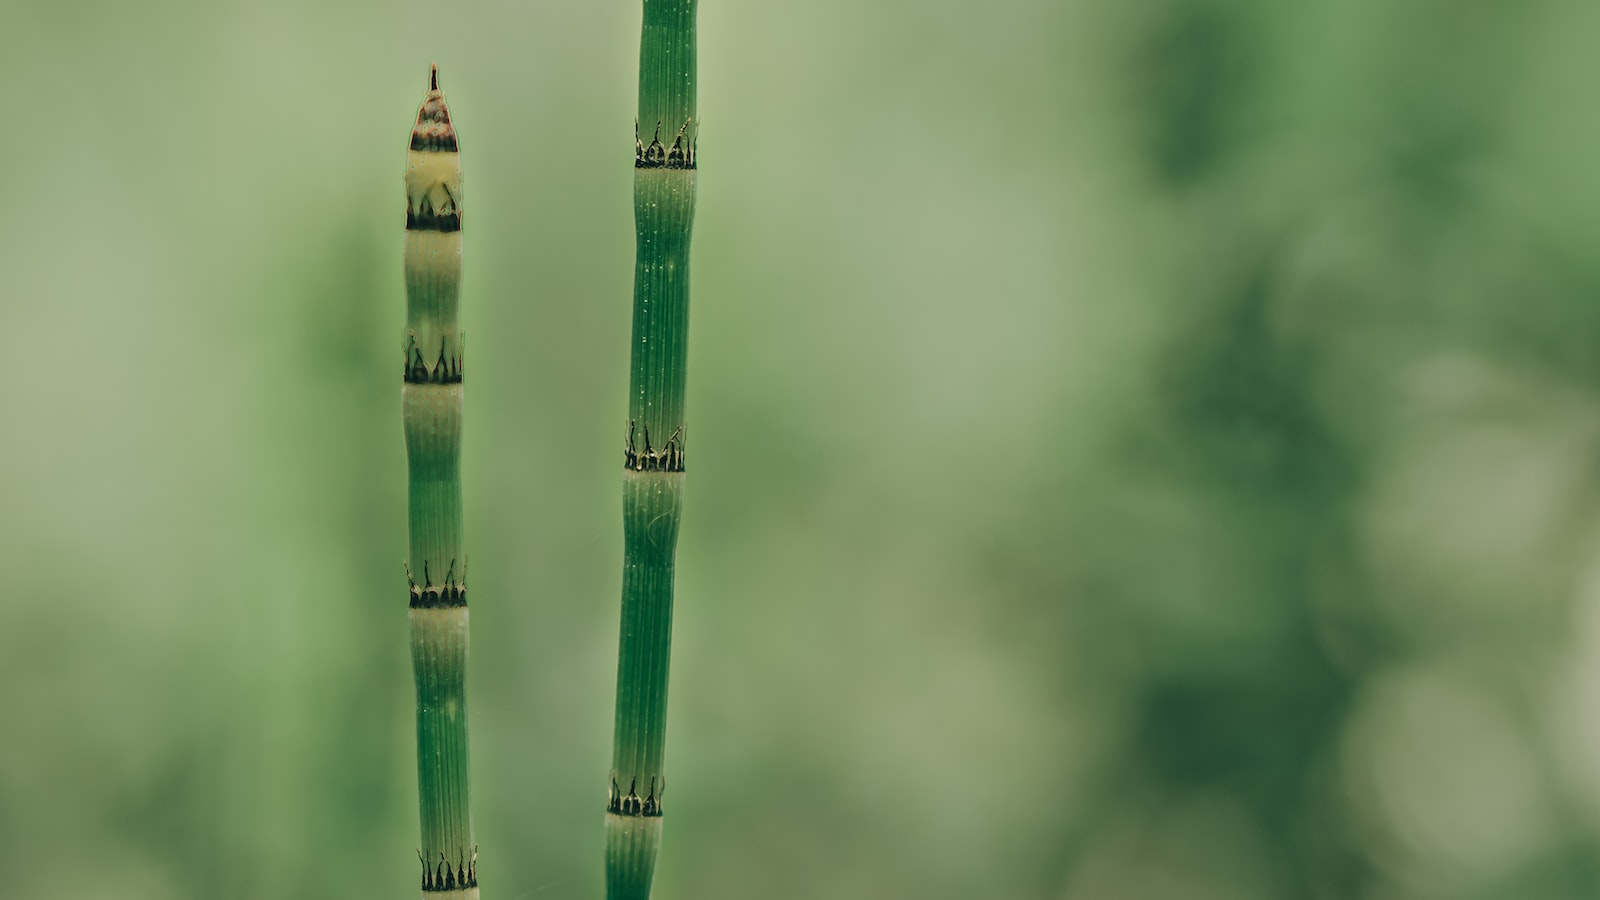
left=403, top=65, right=478, bottom=899
left=606, top=3, right=698, bottom=898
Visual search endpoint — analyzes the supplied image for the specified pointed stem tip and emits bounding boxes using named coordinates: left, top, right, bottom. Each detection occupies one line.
left=430, top=63, right=440, bottom=92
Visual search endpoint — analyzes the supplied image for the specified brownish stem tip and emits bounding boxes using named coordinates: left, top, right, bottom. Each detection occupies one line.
left=430, top=63, right=439, bottom=92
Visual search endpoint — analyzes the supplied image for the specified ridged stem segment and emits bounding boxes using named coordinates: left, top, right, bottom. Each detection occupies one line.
left=607, top=3, right=698, bottom=898
left=404, top=65, right=478, bottom=899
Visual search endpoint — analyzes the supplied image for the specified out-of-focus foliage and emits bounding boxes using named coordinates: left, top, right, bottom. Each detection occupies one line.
left=3, top=2, right=1599, bottom=898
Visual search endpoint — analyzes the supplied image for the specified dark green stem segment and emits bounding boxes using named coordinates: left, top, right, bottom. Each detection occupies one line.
left=611, top=473, right=684, bottom=785
left=606, top=473, right=681, bottom=898
left=404, top=66, right=478, bottom=897
left=413, top=608, right=475, bottom=890
left=637, top=0, right=697, bottom=147
left=625, top=170, right=696, bottom=452
left=608, top=3, right=698, bottom=898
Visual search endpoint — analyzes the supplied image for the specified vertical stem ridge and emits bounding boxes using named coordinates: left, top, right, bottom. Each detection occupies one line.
left=403, top=65, right=478, bottom=898
left=608, top=3, right=698, bottom=898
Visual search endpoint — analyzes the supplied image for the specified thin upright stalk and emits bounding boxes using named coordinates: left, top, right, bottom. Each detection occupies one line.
left=605, top=3, right=698, bottom=898
left=403, top=65, right=478, bottom=899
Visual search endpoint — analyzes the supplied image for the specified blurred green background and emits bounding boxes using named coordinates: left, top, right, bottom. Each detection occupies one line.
left=5, top=1, right=1600, bottom=898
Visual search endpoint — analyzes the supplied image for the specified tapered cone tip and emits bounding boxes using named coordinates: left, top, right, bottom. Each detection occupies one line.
left=411, top=66, right=457, bottom=152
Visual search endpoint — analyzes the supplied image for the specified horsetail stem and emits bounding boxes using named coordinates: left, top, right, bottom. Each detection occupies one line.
left=403, top=64, right=478, bottom=898
left=606, top=3, right=698, bottom=898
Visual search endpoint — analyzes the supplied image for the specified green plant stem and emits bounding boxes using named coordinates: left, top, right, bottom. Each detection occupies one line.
left=403, top=64, right=478, bottom=898
left=607, top=3, right=698, bottom=898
